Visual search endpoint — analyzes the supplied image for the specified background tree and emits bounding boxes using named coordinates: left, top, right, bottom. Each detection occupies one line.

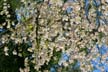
left=0, top=0, right=108, bottom=72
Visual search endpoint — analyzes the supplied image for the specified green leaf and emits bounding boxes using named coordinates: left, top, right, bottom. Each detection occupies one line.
left=63, top=0, right=68, bottom=3
left=98, top=32, right=105, bottom=39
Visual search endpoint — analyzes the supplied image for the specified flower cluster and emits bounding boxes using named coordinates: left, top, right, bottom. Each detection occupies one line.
left=1, top=0, right=108, bottom=72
